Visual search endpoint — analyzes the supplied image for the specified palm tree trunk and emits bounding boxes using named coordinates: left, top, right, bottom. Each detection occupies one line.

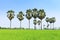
left=29, top=20, right=30, bottom=29
left=34, top=18, right=36, bottom=30
left=47, top=22, right=48, bottom=29
left=41, top=20, right=42, bottom=30
left=50, top=23, right=51, bottom=29
left=20, top=21, right=21, bottom=28
left=53, top=23, right=54, bottom=29
left=10, top=20, right=11, bottom=29
left=34, top=25, right=36, bottom=30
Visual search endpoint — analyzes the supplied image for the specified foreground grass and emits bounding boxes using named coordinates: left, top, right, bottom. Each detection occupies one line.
left=0, top=29, right=60, bottom=40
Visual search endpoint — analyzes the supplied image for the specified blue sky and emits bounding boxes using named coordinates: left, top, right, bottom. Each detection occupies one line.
left=0, top=0, right=60, bottom=29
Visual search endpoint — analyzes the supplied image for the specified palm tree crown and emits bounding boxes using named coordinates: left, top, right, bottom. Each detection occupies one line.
left=17, top=11, right=24, bottom=21
left=38, top=9, right=46, bottom=20
left=32, top=8, right=38, bottom=19
left=45, top=17, right=49, bottom=22
left=52, top=17, right=56, bottom=23
left=7, top=10, right=15, bottom=20
left=26, top=9, right=32, bottom=20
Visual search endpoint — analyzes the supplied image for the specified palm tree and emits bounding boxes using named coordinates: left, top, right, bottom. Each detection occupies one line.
left=45, top=17, right=49, bottom=29
left=17, top=11, right=24, bottom=28
left=38, top=9, right=46, bottom=30
left=7, top=10, right=15, bottom=28
left=49, top=18, right=53, bottom=29
left=37, top=20, right=41, bottom=29
left=32, top=8, right=38, bottom=29
left=26, top=9, right=32, bottom=29
left=52, top=17, right=56, bottom=29
left=33, top=19, right=37, bottom=30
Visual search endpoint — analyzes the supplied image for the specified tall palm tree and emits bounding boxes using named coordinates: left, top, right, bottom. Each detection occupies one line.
left=38, top=9, right=46, bottom=30
left=17, top=11, right=24, bottom=28
left=7, top=10, right=15, bottom=28
left=45, top=17, right=49, bottom=29
left=33, top=19, right=37, bottom=30
left=38, top=20, right=41, bottom=29
left=26, top=9, right=32, bottom=29
left=32, top=8, right=38, bottom=29
left=52, top=17, right=56, bottom=29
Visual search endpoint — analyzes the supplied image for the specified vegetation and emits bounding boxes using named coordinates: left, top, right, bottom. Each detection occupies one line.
left=0, top=29, right=60, bottom=40
left=5, top=8, right=55, bottom=30
left=7, top=10, right=15, bottom=28
left=32, top=8, right=38, bottom=29
left=38, top=9, right=46, bottom=30
left=45, top=17, right=49, bottom=29
left=38, top=20, right=41, bottom=29
left=26, top=9, right=32, bottom=29
left=17, top=11, right=24, bottom=28
left=45, top=17, right=56, bottom=29
left=33, top=19, right=37, bottom=29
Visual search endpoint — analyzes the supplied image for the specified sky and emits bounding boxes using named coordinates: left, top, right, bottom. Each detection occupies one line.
left=0, top=0, right=60, bottom=29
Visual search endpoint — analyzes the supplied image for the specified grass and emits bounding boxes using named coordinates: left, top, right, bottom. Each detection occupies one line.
left=0, top=29, right=60, bottom=40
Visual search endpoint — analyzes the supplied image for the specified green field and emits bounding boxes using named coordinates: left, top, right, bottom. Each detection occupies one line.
left=0, top=29, right=60, bottom=40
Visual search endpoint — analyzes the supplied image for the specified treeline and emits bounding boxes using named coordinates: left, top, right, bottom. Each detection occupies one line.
left=6, top=8, right=56, bottom=30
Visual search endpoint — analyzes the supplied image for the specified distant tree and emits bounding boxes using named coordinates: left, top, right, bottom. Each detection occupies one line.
left=26, top=9, right=32, bottom=29
left=48, top=17, right=56, bottom=29
left=17, top=11, right=24, bottom=28
left=49, top=18, right=53, bottom=29
left=33, top=19, right=37, bottom=29
left=52, top=17, right=56, bottom=29
left=7, top=10, right=15, bottom=28
left=45, top=17, right=49, bottom=29
left=32, top=8, right=38, bottom=29
left=37, top=20, right=41, bottom=29
left=38, top=9, right=46, bottom=30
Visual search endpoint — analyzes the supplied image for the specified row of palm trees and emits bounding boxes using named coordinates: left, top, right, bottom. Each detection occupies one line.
left=45, top=17, right=56, bottom=29
left=7, top=8, right=56, bottom=30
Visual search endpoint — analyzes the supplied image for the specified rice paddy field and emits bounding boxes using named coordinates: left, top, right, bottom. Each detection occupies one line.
left=0, top=29, right=60, bottom=40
